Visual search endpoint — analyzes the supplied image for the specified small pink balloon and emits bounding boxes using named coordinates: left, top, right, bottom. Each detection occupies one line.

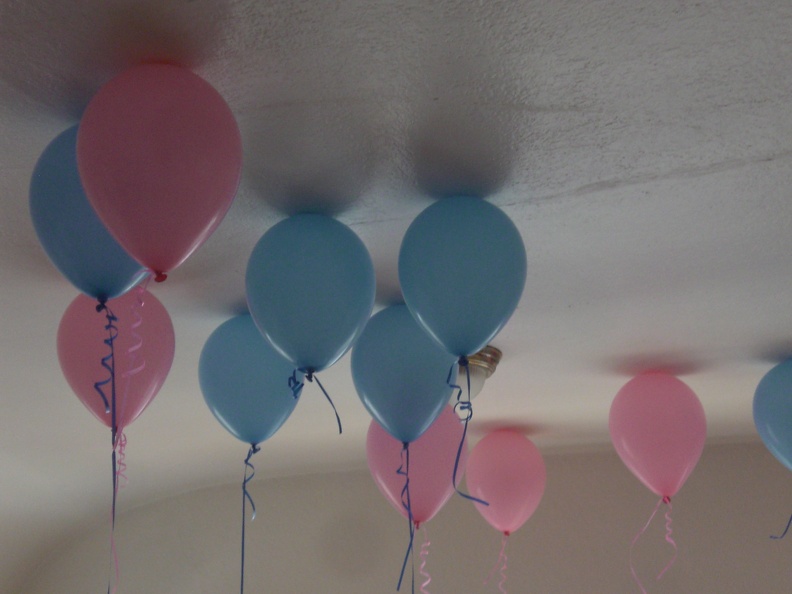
left=57, top=290, right=175, bottom=430
left=466, top=430, right=547, bottom=534
left=77, top=63, right=242, bottom=278
left=609, top=371, right=707, bottom=498
left=366, top=406, right=467, bottom=525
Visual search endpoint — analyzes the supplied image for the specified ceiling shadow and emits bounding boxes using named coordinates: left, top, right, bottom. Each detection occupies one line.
left=408, top=106, right=515, bottom=200
left=0, top=0, right=228, bottom=116
left=243, top=102, right=378, bottom=216
left=600, top=353, right=708, bottom=377
left=469, top=419, right=547, bottom=438
left=756, top=342, right=792, bottom=365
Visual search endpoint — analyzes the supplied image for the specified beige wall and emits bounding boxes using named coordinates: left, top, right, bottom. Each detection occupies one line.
left=19, top=440, right=792, bottom=593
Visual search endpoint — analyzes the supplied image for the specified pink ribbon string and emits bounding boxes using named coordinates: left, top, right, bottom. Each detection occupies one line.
left=418, top=524, right=431, bottom=594
left=657, top=499, right=677, bottom=580
left=629, top=496, right=676, bottom=593
left=485, top=532, right=509, bottom=593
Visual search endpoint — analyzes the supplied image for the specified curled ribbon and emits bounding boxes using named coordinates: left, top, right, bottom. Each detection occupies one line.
left=449, top=359, right=488, bottom=506
left=94, top=301, right=118, bottom=415
left=397, top=443, right=416, bottom=593
left=241, top=444, right=261, bottom=594
left=484, top=532, right=510, bottom=593
left=418, top=524, right=431, bottom=594
left=629, top=496, right=677, bottom=593
left=288, top=370, right=304, bottom=399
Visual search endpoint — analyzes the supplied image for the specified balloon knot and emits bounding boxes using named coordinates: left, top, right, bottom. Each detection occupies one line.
left=415, top=521, right=421, bottom=530
left=459, top=356, right=469, bottom=367
left=663, top=496, right=671, bottom=504
left=504, top=531, right=510, bottom=536
left=304, top=369, right=315, bottom=382
left=153, top=271, right=167, bottom=282
left=96, top=299, right=107, bottom=312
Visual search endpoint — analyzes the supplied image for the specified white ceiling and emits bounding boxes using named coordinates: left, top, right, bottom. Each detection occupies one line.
left=2, top=0, right=792, bottom=590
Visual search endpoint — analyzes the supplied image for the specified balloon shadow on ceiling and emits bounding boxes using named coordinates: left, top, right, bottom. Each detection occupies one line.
left=469, top=420, right=547, bottom=439
left=407, top=106, right=515, bottom=200
left=601, top=353, right=708, bottom=377
left=0, top=0, right=228, bottom=116
left=405, top=42, right=518, bottom=200
left=244, top=102, right=378, bottom=216
left=757, top=341, right=792, bottom=365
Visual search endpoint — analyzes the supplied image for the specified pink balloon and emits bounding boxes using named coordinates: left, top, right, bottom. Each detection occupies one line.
left=57, top=290, right=175, bottom=430
left=466, top=430, right=546, bottom=534
left=609, top=372, right=707, bottom=498
left=366, top=406, right=467, bottom=525
left=77, top=63, right=242, bottom=278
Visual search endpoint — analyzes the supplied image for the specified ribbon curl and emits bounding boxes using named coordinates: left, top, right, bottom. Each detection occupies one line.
left=485, top=532, right=509, bottom=593
left=449, top=359, right=488, bottom=506
left=94, top=301, right=118, bottom=415
left=241, top=444, right=261, bottom=594
left=629, top=496, right=677, bottom=594
left=418, top=525, right=432, bottom=594
left=397, top=443, right=416, bottom=593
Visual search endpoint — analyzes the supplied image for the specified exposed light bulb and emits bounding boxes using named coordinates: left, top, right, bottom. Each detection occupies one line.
left=450, top=345, right=502, bottom=402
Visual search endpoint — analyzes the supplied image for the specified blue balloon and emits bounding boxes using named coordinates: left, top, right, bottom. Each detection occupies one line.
left=199, top=315, right=301, bottom=445
left=29, top=125, right=147, bottom=300
left=399, top=196, right=526, bottom=356
left=754, top=359, right=792, bottom=471
left=352, top=304, right=457, bottom=443
left=245, top=213, right=375, bottom=372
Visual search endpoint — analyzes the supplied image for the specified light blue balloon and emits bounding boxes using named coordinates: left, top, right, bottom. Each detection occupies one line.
left=399, top=196, right=526, bottom=356
left=29, top=125, right=147, bottom=300
left=245, top=213, right=375, bottom=372
left=754, top=359, right=792, bottom=472
left=352, top=304, right=457, bottom=443
left=199, top=315, right=302, bottom=445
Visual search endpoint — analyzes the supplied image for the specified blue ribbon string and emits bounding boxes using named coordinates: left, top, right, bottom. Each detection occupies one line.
left=450, top=358, right=489, bottom=507
left=95, top=300, right=120, bottom=594
left=302, top=370, right=343, bottom=435
left=771, top=513, right=792, bottom=539
left=396, top=442, right=416, bottom=593
left=241, top=444, right=261, bottom=594
left=94, top=301, right=118, bottom=415
left=288, top=370, right=304, bottom=399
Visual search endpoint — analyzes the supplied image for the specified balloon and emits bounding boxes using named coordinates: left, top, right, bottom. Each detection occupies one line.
left=199, top=315, right=302, bottom=445
left=352, top=305, right=456, bottom=443
left=609, top=372, right=707, bottom=498
left=29, top=125, right=146, bottom=300
left=57, top=289, right=175, bottom=430
left=246, top=213, right=375, bottom=372
left=466, top=430, right=546, bottom=534
left=399, top=196, right=526, bottom=357
left=754, top=359, right=792, bottom=471
left=77, top=63, right=242, bottom=277
left=366, top=406, right=467, bottom=524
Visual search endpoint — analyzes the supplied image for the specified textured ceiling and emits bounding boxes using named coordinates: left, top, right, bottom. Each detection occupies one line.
left=2, top=0, right=792, bottom=589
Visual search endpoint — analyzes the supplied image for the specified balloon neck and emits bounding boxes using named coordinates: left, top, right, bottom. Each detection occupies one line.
left=96, top=298, right=108, bottom=312
left=458, top=356, right=469, bottom=367
left=153, top=271, right=168, bottom=282
left=414, top=521, right=420, bottom=530
left=503, top=531, right=510, bottom=537
left=662, top=496, right=671, bottom=504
